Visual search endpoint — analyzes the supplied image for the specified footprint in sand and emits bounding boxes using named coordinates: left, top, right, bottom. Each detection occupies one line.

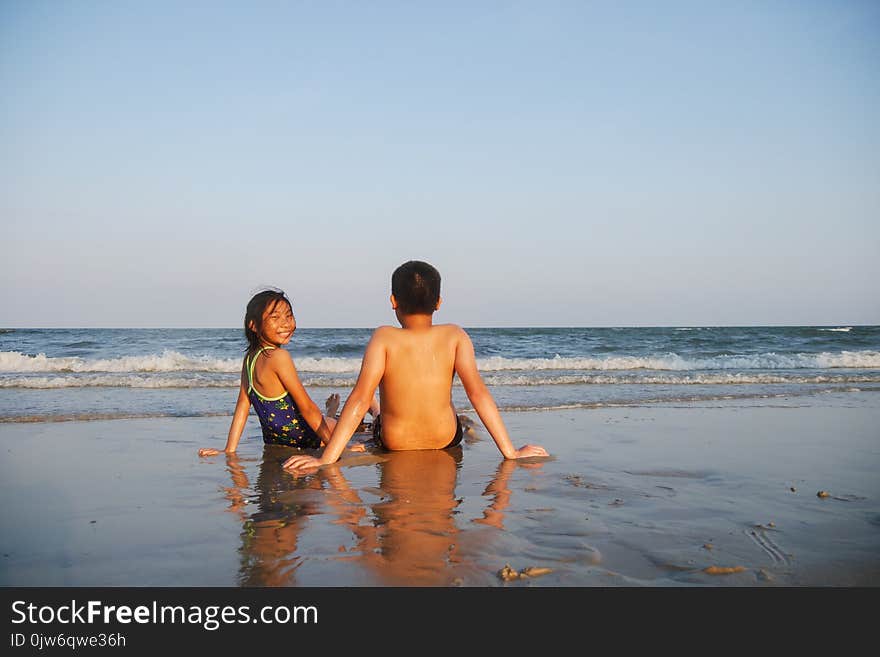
left=744, top=526, right=791, bottom=566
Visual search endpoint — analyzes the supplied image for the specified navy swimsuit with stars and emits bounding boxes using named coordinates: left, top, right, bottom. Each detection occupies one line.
left=246, top=346, right=322, bottom=449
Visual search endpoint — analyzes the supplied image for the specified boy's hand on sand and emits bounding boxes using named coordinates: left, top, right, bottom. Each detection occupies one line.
left=514, top=445, right=548, bottom=459
left=199, top=448, right=221, bottom=457
left=283, top=454, right=323, bottom=471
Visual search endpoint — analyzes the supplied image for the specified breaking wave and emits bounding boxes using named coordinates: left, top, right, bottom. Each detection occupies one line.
left=474, top=351, right=880, bottom=371
left=0, top=351, right=362, bottom=374
left=1, top=349, right=878, bottom=389
left=2, top=372, right=878, bottom=389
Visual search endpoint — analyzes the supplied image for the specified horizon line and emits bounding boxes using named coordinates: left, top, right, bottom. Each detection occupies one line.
left=1, top=324, right=877, bottom=330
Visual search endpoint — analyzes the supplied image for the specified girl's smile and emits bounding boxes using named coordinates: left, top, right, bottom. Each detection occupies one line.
left=259, top=301, right=296, bottom=346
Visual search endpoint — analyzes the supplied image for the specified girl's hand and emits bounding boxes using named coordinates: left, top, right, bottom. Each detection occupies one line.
left=199, top=448, right=222, bottom=457
left=283, top=454, right=324, bottom=471
left=513, top=444, right=548, bottom=459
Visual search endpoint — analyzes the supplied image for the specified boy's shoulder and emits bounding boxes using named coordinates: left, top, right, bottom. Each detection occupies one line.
left=371, top=323, right=467, bottom=341
left=433, top=322, right=467, bottom=337
left=371, top=324, right=398, bottom=337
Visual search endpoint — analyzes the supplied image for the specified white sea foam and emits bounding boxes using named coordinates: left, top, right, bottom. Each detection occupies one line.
left=0, top=375, right=239, bottom=389
left=3, top=372, right=878, bottom=389
left=475, top=351, right=880, bottom=371
left=818, top=327, right=852, bottom=332
left=0, top=350, right=240, bottom=373
left=295, top=357, right=362, bottom=373
left=2, top=350, right=879, bottom=378
left=0, top=351, right=363, bottom=374
left=481, top=373, right=880, bottom=386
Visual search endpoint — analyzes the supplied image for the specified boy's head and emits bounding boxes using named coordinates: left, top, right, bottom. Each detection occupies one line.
left=391, top=260, right=441, bottom=315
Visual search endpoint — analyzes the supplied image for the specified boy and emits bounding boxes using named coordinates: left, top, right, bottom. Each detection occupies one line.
left=283, top=260, right=547, bottom=471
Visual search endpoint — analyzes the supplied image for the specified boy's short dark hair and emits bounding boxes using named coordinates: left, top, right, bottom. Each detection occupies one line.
left=391, top=260, right=441, bottom=315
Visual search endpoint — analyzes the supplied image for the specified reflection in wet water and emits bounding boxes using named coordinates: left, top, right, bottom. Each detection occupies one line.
left=220, top=445, right=532, bottom=586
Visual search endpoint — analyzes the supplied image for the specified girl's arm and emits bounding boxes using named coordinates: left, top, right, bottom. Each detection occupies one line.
left=283, top=329, right=387, bottom=470
left=453, top=328, right=548, bottom=460
left=200, top=365, right=251, bottom=456
left=271, top=350, right=334, bottom=442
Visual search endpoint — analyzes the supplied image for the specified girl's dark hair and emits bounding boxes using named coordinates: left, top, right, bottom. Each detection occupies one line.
left=244, top=289, right=292, bottom=355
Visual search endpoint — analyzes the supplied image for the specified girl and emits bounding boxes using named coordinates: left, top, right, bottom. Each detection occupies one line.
left=199, top=289, right=371, bottom=456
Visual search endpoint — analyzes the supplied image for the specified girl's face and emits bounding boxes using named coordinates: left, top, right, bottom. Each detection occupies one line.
left=257, top=300, right=296, bottom=346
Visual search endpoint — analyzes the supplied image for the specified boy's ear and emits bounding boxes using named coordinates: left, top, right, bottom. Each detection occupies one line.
left=390, top=294, right=398, bottom=310
left=435, top=296, right=443, bottom=311
left=247, top=320, right=256, bottom=333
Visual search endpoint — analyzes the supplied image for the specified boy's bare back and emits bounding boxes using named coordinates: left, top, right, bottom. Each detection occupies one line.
left=371, top=323, right=463, bottom=450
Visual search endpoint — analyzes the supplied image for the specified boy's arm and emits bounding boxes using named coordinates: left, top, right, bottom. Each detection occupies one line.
left=200, top=366, right=251, bottom=456
left=473, top=458, right=517, bottom=528
left=284, top=330, right=387, bottom=470
left=454, top=328, right=548, bottom=460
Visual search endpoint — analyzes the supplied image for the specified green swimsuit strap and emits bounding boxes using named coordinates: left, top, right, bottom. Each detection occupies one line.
left=247, top=346, right=282, bottom=399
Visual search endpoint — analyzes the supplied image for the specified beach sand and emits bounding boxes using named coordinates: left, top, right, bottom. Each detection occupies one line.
left=1, top=395, right=878, bottom=587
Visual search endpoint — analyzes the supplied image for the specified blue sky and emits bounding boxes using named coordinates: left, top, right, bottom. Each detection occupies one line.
left=2, top=1, right=878, bottom=327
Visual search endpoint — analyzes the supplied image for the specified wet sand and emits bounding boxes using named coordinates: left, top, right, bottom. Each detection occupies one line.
left=1, top=395, right=878, bottom=586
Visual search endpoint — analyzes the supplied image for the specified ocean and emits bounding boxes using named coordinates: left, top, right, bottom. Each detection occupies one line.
left=1, top=325, right=879, bottom=423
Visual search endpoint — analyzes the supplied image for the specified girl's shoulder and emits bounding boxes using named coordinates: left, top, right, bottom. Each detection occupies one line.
left=260, top=345, right=294, bottom=368
left=245, top=345, right=291, bottom=364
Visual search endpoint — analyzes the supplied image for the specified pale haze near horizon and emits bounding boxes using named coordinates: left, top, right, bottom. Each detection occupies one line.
left=2, top=1, right=878, bottom=329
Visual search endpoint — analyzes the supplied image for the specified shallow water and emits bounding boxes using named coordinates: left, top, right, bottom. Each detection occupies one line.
left=2, top=395, right=878, bottom=587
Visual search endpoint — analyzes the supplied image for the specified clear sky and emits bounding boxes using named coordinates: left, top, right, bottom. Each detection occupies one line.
left=2, top=1, right=878, bottom=328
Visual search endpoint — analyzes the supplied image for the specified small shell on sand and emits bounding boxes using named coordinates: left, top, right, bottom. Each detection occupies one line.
left=498, top=563, right=554, bottom=581
left=702, top=543, right=714, bottom=550
left=817, top=490, right=830, bottom=498
left=498, top=564, right=519, bottom=581
left=703, top=566, right=747, bottom=575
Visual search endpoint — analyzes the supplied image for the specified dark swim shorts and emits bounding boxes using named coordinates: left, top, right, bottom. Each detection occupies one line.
left=371, top=414, right=463, bottom=450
